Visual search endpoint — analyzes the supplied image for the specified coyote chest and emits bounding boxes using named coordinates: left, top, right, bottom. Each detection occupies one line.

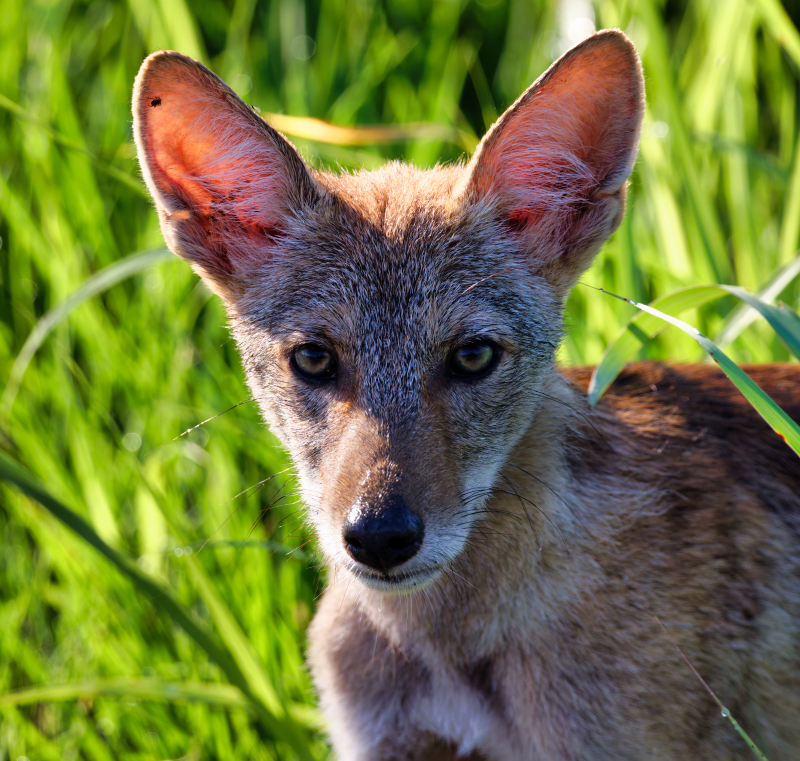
left=134, top=28, right=800, bottom=761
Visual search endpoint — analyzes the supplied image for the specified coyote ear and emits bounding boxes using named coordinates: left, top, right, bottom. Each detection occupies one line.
left=133, top=51, right=320, bottom=299
left=464, top=30, right=644, bottom=295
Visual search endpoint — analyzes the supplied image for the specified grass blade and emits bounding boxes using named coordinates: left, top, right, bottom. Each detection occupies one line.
left=588, top=285, right=725, bottom=405
left=185, top=555, right=285, bottom=716
left=0, top=679, right=250, bottom=710
left=1, top=249, right=172, bottom=415
left=752, top=0, right=800, bottom=70
left=718, top=253, right=800, bottom=347
left=0, top=678, right=324, bottom=727
left=638, top=0, right=732, bottom=282
left=721, top=285, right=800, bottom=360
left=0, top=451, right=316, bottom=759
left=264, top=112, right=476, bottom=151
left=589, top=281, right=800, bottom=405
left=656, top=618, right=770, bottom=761
left=0, top=91, right=149, bottom=196
left=133, top=473, right=302, bottom=731
left=778, top=134, right=800, bottom=264
left=197, top=539, right=317, bottom=562
left=595, top=289, right=800, bottom=459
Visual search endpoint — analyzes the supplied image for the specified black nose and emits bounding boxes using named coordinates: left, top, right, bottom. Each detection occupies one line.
left=343, top=495, right=423, bottom=572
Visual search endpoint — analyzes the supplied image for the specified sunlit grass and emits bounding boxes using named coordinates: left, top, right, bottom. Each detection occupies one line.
left=1, top=0, right=799, bottom=759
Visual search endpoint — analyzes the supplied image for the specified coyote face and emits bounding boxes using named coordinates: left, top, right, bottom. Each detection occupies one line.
left=133, top=31, right=640, bottom=593
left=231, top=167, right=565, bottom=592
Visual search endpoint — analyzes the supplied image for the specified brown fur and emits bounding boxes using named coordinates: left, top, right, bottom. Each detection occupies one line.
left=133, top=30, right=800, bottom=761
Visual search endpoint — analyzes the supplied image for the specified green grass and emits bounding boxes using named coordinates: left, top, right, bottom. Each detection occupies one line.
left=1, top=0, right=799, bottom=759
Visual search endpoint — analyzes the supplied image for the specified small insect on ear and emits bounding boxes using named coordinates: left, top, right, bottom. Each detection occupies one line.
left=133, top=51, right=321, bottom=299
left=463, top=30, right=644, bottom=296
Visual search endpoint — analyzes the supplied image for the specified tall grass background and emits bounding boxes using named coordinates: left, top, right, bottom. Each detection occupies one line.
left=1, top=0, right=799, bottom=758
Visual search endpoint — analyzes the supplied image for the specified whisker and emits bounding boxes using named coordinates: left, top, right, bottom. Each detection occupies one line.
left=146, top=397, right=255, bottom=456
left=445, top=565, right=476, bottom=590
left=484, top=487, right=569, bottom=553
left=280, top=536, right=314, bottom=560
left=499, top=472, right=544, bottom=553
left=531, top=388, right=632, bottom=474
left=509, top=463, right=601, bottom=554
left=196, top=466, right=295, bottom=555
left=222, top=489, right=300, bottom=569
left=272, top=507, right=307, bottom=532
left=464, top=535, right=501, bottom=563
left=442, top=566, right=469, bottom=611
left=233, top=467, right=296, bottom=503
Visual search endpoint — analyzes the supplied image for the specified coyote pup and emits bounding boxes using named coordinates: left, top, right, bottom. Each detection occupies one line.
left=134, top=30, right=800, bottom=760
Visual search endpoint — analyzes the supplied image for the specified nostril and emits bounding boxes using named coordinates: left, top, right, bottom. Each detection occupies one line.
left=342, top=497, right=424, bottom=572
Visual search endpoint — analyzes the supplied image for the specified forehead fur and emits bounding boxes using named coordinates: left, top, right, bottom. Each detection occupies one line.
left=231, top=160, right=557, bottom=341
left=315, top=162, right=465, bottom=233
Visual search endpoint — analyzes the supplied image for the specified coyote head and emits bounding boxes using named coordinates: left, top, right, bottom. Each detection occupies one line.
left=133, top=31, right=643, bottom=593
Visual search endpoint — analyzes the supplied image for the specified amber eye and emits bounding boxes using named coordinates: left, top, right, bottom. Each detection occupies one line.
left=292, top=344, right=337, bottom=380
left=449, top=341, right=497, bottom=378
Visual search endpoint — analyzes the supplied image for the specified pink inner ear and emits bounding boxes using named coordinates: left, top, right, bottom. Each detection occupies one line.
left=136, top=54, right=287, bottom=242
left=470, top=33, right=643, bottom=232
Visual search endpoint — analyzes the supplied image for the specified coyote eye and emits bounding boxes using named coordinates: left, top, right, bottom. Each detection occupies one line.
left=449, top=341, right=497, bottom=378
left=292, top=344, right=337, bottom=380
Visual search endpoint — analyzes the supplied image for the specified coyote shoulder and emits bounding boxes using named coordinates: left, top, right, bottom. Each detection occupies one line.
left=133, top=30, right=800, bottom=761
